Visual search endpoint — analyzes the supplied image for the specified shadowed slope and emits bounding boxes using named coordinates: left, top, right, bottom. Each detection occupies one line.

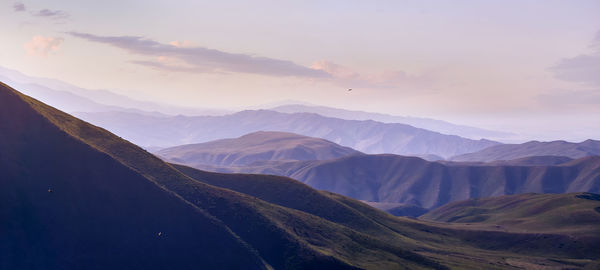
left=174, top=164, right=600, bottom=265
left=0, top=82, right=266, bottom=270
left=157, top=131, right=362, bottom=167
left=200, top=154, right=600, bottom=209
left=4, top=82, right=599, bottom=269
left=1, top=82, right=450, bottom=269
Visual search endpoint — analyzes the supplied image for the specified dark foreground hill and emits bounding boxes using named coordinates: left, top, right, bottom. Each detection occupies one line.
left=191, top=154, right=600, bottom=210
left=157, top=131, right=362, bottom=167
left=450, top=140, right=600, bottom=162
left=421, top=192, right=600, bottom=237
left=2, top=82, right=599, bottom=269
left=74, top=110, right=499, bottom=159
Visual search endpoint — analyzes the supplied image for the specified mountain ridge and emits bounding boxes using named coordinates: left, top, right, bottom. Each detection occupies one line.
left=2, top=81, right=599, bottom=269
left=76, top=109, right=500, bottom=158
left=157, top=131, right=363, bottom=167
left=451, top=139, right=600, bottom=162
left=271, top=104, right=513, bottom=140
left=180, top=154, right=600, bottom=210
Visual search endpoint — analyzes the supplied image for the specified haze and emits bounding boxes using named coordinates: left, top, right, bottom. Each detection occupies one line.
left=1, top=0, right=599, bottom=141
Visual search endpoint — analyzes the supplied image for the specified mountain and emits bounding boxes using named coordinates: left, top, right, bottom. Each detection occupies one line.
left=421, top=192, right=600, bottom=237
left=450, top=140, right=600, bottom=162
left=191, top=154, right=600, bottom=210
left=0, top=74, right=120, bottom=113
left=0, top=82, right=266, bottom=269
left=487, top=155, right=574, bottom=166
left=271, top=104, right=514, bottom=140
left=75, top=110, right=500, bottom=158
left=173, top=164, right=600, bottom=264
left=0, top=81, right=435, bottom=269
left=157, top=131, right=362, bottom=167
left=362, top=202, right=429, bottom=217
left=2, top=81, right=599, bottom=269
left=0, top=66, right=230, bottom=116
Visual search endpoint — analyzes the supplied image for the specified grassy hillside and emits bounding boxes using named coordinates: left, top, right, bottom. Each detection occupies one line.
left=0, top=82, right=267, bottom=270
left=2, top=81, right=455, bottom=269
left=174, top=164, right=600, bottom=266
left=157, top=131, right=362, bottom=167
left=2, top=81, right=599, bottom=269
left=421, top=192, right=600, bottom=236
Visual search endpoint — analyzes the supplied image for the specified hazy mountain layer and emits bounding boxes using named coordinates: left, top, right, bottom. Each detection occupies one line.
left=76, top=110, right=499, bottom=158
left=157, top=131, right=362, bottom=167
left=0, top=66, right=230, bottom=116
left=450, top=140, right=600, bottom=162
left=272, top=104, right=513, bottom=140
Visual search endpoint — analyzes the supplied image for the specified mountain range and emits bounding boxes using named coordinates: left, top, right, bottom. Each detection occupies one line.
left=157, top=131, right=362, bottom=167
left=450, top=139, right=600, bottom=162
left=157, top=131, right=599, bottom=212
left=0, top=81, right=450, bottom=269
left=271, top=104, right=513, bottom=140
left=3, top=81, right=600, bottom=269
left=0, top=66, right=229, bottom=116
left=76, top=110, right=499, bottom=159
left=182, top=153, right=600, bottom=210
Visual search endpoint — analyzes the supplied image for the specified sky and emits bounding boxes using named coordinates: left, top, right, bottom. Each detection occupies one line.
left=1, top=0, right=599, bottom=141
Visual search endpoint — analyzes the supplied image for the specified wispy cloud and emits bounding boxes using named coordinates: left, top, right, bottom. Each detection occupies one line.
left=33, top=9, right=69, bottom=19
left=550, top=30, right=600, bottom=86
left=24, top=36, right=64, bottom=57
left=13, top=2, right=25, bottom=12
left=67, top=32, right=330, bottom=78
left=67, top=32, right=431, bottom=88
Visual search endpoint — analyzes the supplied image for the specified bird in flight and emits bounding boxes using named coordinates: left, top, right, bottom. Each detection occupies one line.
left=348, top=88, right=352, bottom=92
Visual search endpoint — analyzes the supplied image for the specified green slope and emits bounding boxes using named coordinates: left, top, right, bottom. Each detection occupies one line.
left=3, top=81, right=599, bottom=269
left=173, top=164, right=600, bottom=268
left=1, top=82, right=443, bottom=269
left=421, top=192, right=600, bottom=236
left=0, top=82, right=266, bottom=270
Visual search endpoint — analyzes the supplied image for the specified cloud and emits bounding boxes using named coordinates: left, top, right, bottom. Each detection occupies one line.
left=168, top=40, right=196, bottom=48
left=24, top=36, right=64, bottom=56
left=67, top=32, right=330, bottom=78
left=312, top=60, right=431, bottom=89
left=550, top=30, right=600, bottom=86
left=13, top=2, right=25, bottom=12
left=33, top=9, right=69, bottom=19
left=550, top=54, right=600, bottom=85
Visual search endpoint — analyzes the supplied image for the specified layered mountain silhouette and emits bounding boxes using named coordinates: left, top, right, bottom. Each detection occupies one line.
left=185, top=154, right=600, bottom=210
left=0, top=66, right=229, bottom=116
left=450, top=139, right=600, bottom=162
left=157, top=131, right=362, bottom=167
left=2, top=82, right=599, bottom=269
left=271, top=104, right=513, bottom=140
left=76, top=110, right=499, bottom=158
